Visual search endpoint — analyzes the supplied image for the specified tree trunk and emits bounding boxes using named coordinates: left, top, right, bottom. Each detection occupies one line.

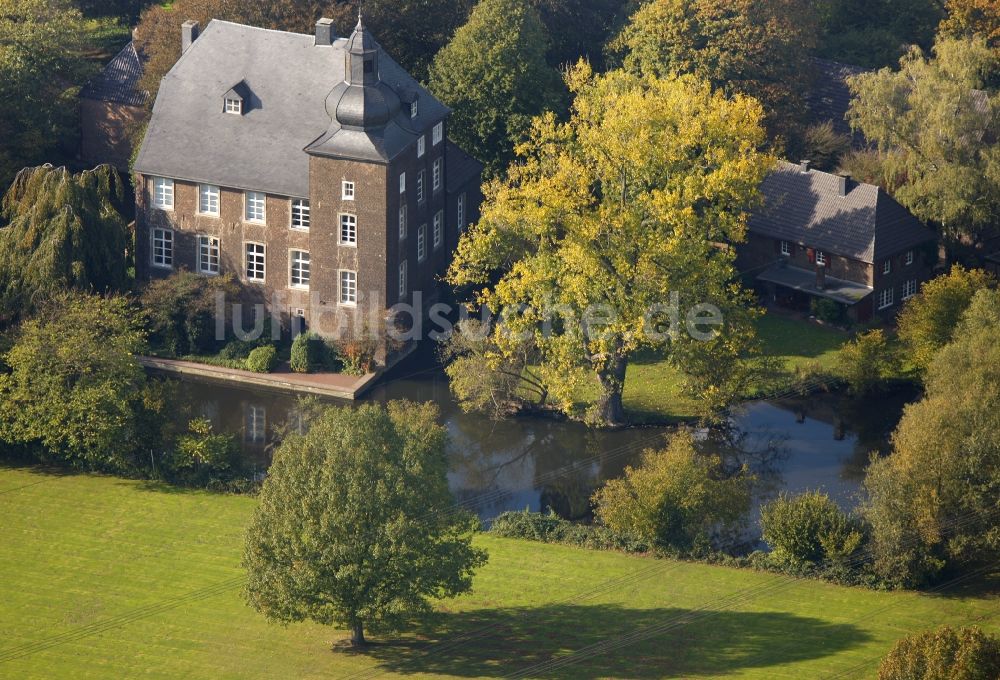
left=350, top=621, right=366, bottom=647
left=595, top=354, right=628, bottom=427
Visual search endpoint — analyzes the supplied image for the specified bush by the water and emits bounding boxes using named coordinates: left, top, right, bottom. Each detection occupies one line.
left=245, top=345, right=278, bottom=373
left=489, top=511, right=650, bottom=553
left=877, top=626, right=1000, bottom=680
left=760, top=491, right=864, bottom=568
left=141, top=271, right=240, bottom=356
left=837, top=329, right=899, bottom=395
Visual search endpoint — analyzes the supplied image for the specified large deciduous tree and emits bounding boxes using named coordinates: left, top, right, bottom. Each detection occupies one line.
left=428, top=0, right=564, bottom=178
left=0, top=164, right=130, bottom=324
left=815, top=0, right=943, bottom=69
left=609, top=0, right=818, bottom=139
left=446, top=65, right=773, bottom=426
left=940, top=0, right=1000, bottom=50
left=848, top=38, right=1000, bottom=244
left=864, top=288, right=1000, bottom=588
left=243, top=401, right=487, bottom=648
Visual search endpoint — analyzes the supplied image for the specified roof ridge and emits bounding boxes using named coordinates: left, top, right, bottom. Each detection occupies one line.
left=208, top=19, right=321, bottom=39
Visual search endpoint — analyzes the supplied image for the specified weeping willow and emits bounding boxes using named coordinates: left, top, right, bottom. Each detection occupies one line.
left=0, top=164, right=129, bottom=322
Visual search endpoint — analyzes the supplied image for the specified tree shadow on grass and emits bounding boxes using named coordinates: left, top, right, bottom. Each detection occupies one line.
left=364, top=603, right=871, bottom=678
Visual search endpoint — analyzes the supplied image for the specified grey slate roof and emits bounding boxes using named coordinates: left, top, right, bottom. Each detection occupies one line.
left=134, top=20, right=448, bottom=198
left=80, top=42, right=148, bottom=107
left=805, top=58, right=871, bottom=148
left=445, top=142, right=483, bottom=194
left=749, top=161, right=936, bottom=264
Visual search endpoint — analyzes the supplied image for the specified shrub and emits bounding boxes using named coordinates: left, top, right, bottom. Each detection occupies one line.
left=170, top=418, right=238, bottom=479
left=289, top=332, right=325, bottom=373
left=810, top=297, right=845, bottom=324
left=877, top=626, right=1000, bottom=680
left=337, top=337, right=377, bottom=376
left=245, top=345, right=277, bottom=373
left=490, top=511, right=650, bottom=553
left=219, top=339, right=256, bottom=360
left=837, top=329, right=900, bottom=394
left=141, top=271, right=239, bottom=356
left=760, top=491, right=864, bottom=567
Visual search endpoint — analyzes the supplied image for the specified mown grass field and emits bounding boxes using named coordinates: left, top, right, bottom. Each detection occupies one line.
left=1, top=466, right=997, bottom=679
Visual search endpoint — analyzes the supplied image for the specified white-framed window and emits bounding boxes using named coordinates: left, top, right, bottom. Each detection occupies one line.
left=433, top=210, right=443, bottom=249
left=245, top=242, right=265, bottom=282
left=905, top=250, right=914, bottom=266
left=198, top=235, right=220, bottom=275
left=417, top=224, right=426, bottom=261
left=198, top=184, right=220, bottom=215
left=340, top=213, right=357, bottom=245
left=815, top=250, right=826, bottom=265
left=399, top=259, right=407, bottom=300
left=246, top=405, right=265, bottom=443
left=399, top=203, right=407, bottom=240
left=225, top=98, right=242, bottom=115
left=780, top=240, right=791, bottom=256
left=289, top=250, right=310, bottom=289
left=417, top=136, right=425, bottom=158
left=410, top=98, right=419, bottom=119
left=457, top=192, right=465, bottom=230
left=152, top=228, right=173, bottom=268
left=417, top=171, right=425, bottom=203
left=153, top=177, right=174, bottom=210
left=878, top=287, right=894, bottom=309
left=245, top=191, right=265, bottom=223
left=342, top=180, right=355, bottom=200
left=339, top=270, right=357, bottom=305
left=883, top=259, right=891, bottom=275
left=291, top=199, right=310, bottom=230
left=903, top=279, right=918, bottom=299
left=432, top=122, right=443, bottom=145
left=399, top=171, right=406, bottom=194
left=433, top=158, right=442, bottom=191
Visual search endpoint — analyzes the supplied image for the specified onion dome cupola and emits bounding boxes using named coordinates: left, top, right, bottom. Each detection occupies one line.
left=324, top=16, right=401, bottom=131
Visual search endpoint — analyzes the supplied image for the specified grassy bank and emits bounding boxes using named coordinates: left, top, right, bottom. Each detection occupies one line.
left=1, top=467, right=996, bottom=679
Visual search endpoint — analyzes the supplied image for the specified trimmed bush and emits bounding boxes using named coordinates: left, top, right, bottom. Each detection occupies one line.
left=219, top=339, right=256, bottom=360
left=289, top=332, right=326, bottom=373
left=878, top=626, right=1000, bottom=680
left=811, top=297, right=845, bottom=325
left=761, top=491, right=863, bottom=567
left=245, top=345, right=277, bottom=373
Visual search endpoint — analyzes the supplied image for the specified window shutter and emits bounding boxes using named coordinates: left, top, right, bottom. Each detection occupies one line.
left=807, top=248, right=815, bottom=263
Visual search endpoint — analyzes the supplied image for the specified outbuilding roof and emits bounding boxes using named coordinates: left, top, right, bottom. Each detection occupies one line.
left=748, top=161, right=936, bottom=264
left=80, top=42, right=148, bottom=107
left=805, top=58, right=871, bottom=148
left=133, top=19, right=449, bottom=198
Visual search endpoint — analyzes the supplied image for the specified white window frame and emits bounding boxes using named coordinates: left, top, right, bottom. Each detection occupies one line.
left=197, top=235, right=220, bottom=275
left=905, top=250, right=914, bottom=266
left=342, top=181, right=355, bottom=201
left=883, top=259, right=891, bottom=275
left=432, top=122, right=443, bottom=145
left=245, top=242, right=266, bottom=283
left=246, top=405, right=265, bottom=443
left=339, top=213, right=357, bottom=246
left=152, top=177, right=174, bottom=211
left=815, top=250, right=826, bottom=266
left=457, top=192, right=465, bottom=230
left=432, top=158, right=442, bottom=192
left=780, top=240, right=790, bottom=256
left=399, top=203, right=407, bottom=240
left=289, top=249, right=310, bottom=289
left=417, top=171, right=425, bottom=203
left=410, top=98, right=419, bottom=119
left=417, top=136, right=425, bottom=158
left=225, top=98, right=242, bottom=115
left=152, top=228, right=173, bottom=268
left=245, top=191, right=266, bottom=223
left=433, top=210, right=443, bottom=249
left=339, top=270, right=358, bottom=306
left=417, top=224, right=427, bottom=261
left=878, top=287, right=894, bottom=310
left=198, top=184, right=220, bottom=216
left=399, top=259, right=407, bottom=300
left=291, top=199, right=310, bottom=230
left=399, top=172, right=406, bottom=194
left=903, top=279, right=918, bottom=299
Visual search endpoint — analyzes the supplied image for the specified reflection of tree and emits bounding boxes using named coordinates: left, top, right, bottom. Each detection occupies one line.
left=837, top=385, right=919, bottom=481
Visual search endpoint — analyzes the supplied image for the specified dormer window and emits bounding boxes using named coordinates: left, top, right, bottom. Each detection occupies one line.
left=223, top=81, right=250, bottom=115
left=410, top=98, right=419, bottom=119
left=225, top=98, right=242, bottom=115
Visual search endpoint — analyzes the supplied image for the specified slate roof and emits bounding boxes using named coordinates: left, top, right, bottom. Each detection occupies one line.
left=749, top=161, right=936, bottom=264
left=134, top=20, right=449, bottom=198
left=446, top=143, right=483, bottom=194
left=80, top=42, right=148, bottom=107
left=805, top=58, right=871, bottom=148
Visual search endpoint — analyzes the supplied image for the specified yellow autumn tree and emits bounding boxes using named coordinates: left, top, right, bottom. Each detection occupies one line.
left=446, top=65, right=774, bottom=425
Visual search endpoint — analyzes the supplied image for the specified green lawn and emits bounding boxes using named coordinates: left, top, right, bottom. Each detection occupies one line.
left=1, top=466, right=996, bottom=679
left=622, top=313, right=849, bottom=422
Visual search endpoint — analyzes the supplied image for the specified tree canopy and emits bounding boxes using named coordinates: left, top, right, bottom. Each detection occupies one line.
left=848, top=38, right=1000, bottom=244
left=446, top=64, right=773, bottom=425
left=940, top=0, right=1000, bottom=51
left=243, top=401, right=487, bottom=647
left=428, top=0, right=564, bottom=177
left=815, top=0, right=943, bottom=69
left=0, top=164, right=130, bottom=324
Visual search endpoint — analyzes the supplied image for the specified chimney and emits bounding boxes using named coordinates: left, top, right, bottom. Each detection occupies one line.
left=837, top=173, right=850, bottom=197
left=816, top=262, right=826, bottom=290
left=181, top=20, right=199, bottom=53
left=799, top=160, right=811, bottom=173
left=315, top=17, right=336, bottom=46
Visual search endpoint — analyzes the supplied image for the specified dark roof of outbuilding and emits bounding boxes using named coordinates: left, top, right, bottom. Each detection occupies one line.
left=805, top=58, right=871, bottom=148
left=80, top=42, right=148, bottom=107
left=445, top=142, right=483, bottom=194
left=748, top=161, right=936, bottom=264
left=134, top=20, right=448, bottom=198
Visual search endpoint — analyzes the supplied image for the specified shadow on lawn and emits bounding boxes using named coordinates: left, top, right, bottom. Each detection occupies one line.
left=365, top=603, right=871, bottom=678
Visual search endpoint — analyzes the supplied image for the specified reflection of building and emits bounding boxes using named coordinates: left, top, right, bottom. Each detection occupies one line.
left=132, top=18, right=482, bottom=353
left=245, top=405, right=266, bottom=444
left=79, top=42, right=148, bottom=170
left=737, top=162, right=937, bottom=322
